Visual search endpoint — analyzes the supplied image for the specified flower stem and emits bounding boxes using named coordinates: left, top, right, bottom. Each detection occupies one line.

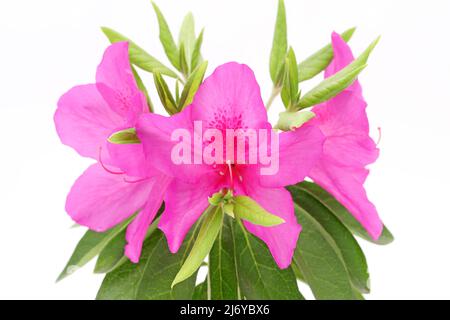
left=266, top=86, right=281, bottom=110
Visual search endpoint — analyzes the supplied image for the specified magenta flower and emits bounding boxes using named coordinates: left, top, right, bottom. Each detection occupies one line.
left=137, top=63, right=324, bottom=268
left=54, top=42, right=171, bottom=262
left=307, top=32, right=383, bottom=239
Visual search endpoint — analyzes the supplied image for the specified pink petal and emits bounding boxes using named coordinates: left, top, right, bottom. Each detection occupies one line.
left=158, top=174, right=221, bottom=253
left=259, top=125, right=325, bottom=187
left=55, top=84, right=123, bottom=161
left=190, top=62, right=268, bottom=130
left=124, top=175, right=172, bottom=263
left=96, top=42, right=147, bottom=124
left=241, top=184, right=301, bottom=269
left=65, top=163, right=153, bottom=232
left=136, top=106, right=215, bottom=183
left=310, top=160, right=383, bottom=239
left=107, top=141, right=154, bottom=178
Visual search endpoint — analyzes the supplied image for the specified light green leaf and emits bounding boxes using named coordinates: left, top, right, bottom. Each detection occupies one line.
left=179, top=42, right=190, bottom=77
left=276, top=110, right=315, bottom=131
left=280, top=47, right=299, bottom=109
left=293, top=204, right=361, bottom=299
left=178, top=61, right=208, bottom=110
left=108, top=128, right=140, bottom=144
left=269, top=0, right=287, bottom=84
left=298, top=27, right=356, bottom=82
left=179, top=12, right=196, bottom=69
left=151, top=1, right=180, bottom=70
left=297, top=36, right=380, bottom=110
left=132, top=66, right=153, bottom=112
left=154, top=72, right=178, bottom=115
left=172, top=206, right=223, bottom=287
left=289, top=184, right=370, bottom=293
left=191, top=28, right=204, bottom=70
left=101, top=26, right=178, bottom=78
left=233, top=196, right=285, bottom=227
left=96, top=227, right=199, bottom=300
left=57, top=218, right=131, bottom=282
left=294, top=182, right=394, bottom=244
left=209, top=215, right=240, bottom=299
left=233, top=219, right=303, bottom=300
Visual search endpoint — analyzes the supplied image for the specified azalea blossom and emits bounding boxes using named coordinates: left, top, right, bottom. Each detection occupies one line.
left=137, top=62, right=325, bottom=268
left=307, top=32, right=383, bottom=239
left=54, top=42, right=170, bottom=262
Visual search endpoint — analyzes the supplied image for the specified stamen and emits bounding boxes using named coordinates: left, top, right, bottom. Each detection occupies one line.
left=124, top=177, right=149, bottom=184
left=226, top=160, right=234, bottom=190
left=219, top=171, right=225, bottom=176
left=98, top=147, right=124, bottom=175
left=376, top=127, right=382, bottom=146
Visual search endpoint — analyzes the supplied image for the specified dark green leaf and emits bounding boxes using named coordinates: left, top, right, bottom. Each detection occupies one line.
left=297, top=36, right=379, bottom=110
left=151, top=2, right=180, bottom=70
left=172, top=206, right=223, bottom=287
left=233, top=219, right=303, bottom=300
left=269, top=0, right=288, bottom=84
left=288, top=184, right=370, bottom=293
left=178, top=61, right=208, bottom=110
left=101, top=27, right=178, bottom=78
left=57, top=218, right=131, bottom=282
left=209, top=215, right=240, bottom=299
left=96, top=228, right=199, bottom=300
left=294, top=182, right=393, bottom=244
left=293, top=204, right=360, bottom=300
left=193, top=281, right=208, bottom=300
left=298, top=27, right=356, bottom=82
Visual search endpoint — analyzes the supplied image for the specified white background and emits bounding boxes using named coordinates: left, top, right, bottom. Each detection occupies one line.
left=1, top=0, right=449, bottom=300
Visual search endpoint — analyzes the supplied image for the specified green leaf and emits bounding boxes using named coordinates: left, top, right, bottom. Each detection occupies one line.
left=233, top=196, right=285, bottom=227
left=297, top=36, right=380, bottom=110
left=57, top=218, right=131, bottom=282
left=94, top=215, right=162, bottom=274
left=191, top=28, right=204, bottom=70
left=298, top=27, right=356, bottom=82
left=293, top=204, right=361, bottom=299
left=294, top=182, right=394, bottom=244
left=276, top=110, right=315, bottom=131
left=108, top=128, right=140, bottom=144
left=233, top=219, right=303, bottom=300
left=179, top=42, right=190, bottom=77
left=178, top=61, right=208, bottom=110
left=209, top=215, right=240, bottom=299
left=96, top=227, right=199, bottom=300
left=269, top=0, right=288, bottom=84
left=101, top=26, right=178, bottom=78
left=280, top=47, right=299, bottom=109
left=193, top=281, right=208, bottom=300
left=179, top=12, right=196, bottom=69
left=154, top=72, right=178, bottom=115
left=288, top=184, right=370, bottom=293
left=151, top=1, right=180, bottom=70
left=172, top=206, right=223, bottom=287
left=132, top=66, right=154, bottom=112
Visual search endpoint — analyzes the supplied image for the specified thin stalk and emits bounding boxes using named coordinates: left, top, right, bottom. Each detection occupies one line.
left=265, top=86, right=281, bottom=110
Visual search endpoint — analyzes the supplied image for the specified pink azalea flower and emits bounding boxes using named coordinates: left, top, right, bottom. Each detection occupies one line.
left=54, top=42, right=171, bottom=262
left=137, top=63, right=325, bottom=268
left=307, top=32, right=383, bottom=239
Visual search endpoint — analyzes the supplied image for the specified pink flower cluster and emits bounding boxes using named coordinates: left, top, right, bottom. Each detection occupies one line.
left=55, top=33, right=382, bottom=268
